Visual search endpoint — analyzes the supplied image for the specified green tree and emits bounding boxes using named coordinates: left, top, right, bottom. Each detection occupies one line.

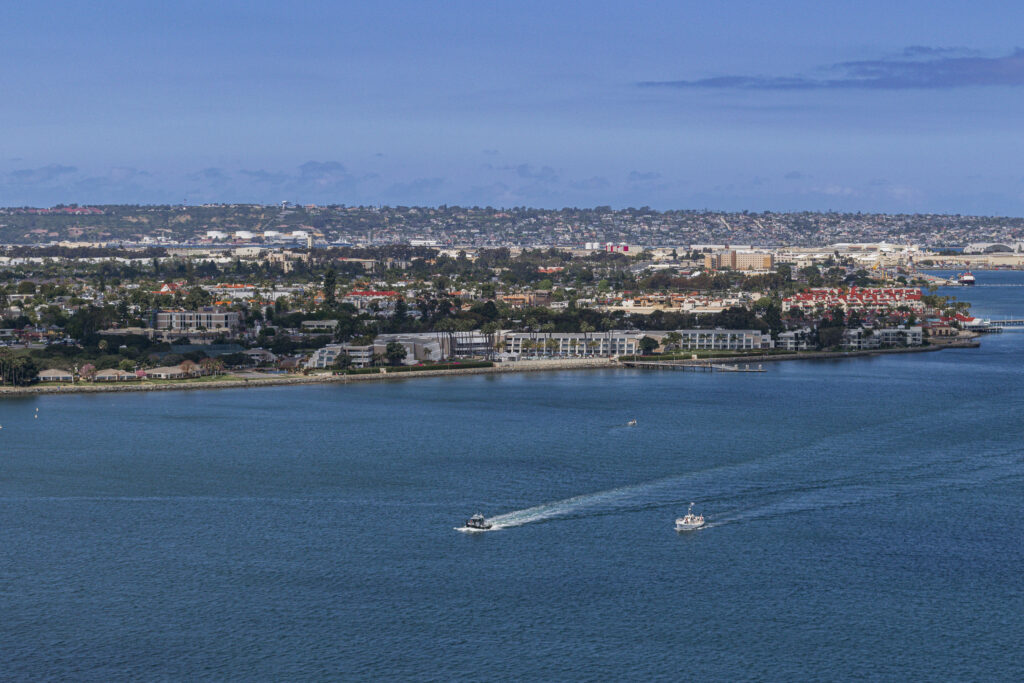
left=817, top=327, right=844, bottom=349
left=332, top=353, right=354, bottom=371
left=183, top=286, right=211, bottom=310
left=639, top=336, right=659, bottom=355
left=384, top=341, right=408, bottom=366
left=0, top=350, right=39, bottom=386
left=323, top=267, right=337, bottom=306
left=481, top=321, right=501, bottom=359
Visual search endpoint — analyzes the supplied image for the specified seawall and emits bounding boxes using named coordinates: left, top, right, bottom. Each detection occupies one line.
left=0, top=341, right=980, bottom=398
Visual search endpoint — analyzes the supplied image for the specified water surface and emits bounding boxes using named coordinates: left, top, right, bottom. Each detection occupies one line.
left=1, top=274, right=1023, bottom=680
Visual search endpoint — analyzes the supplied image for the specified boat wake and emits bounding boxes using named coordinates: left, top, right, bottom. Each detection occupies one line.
left=461, top=447, right=1024, bottom=532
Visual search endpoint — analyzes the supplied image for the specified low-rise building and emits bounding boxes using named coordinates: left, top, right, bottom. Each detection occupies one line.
left=37, top=368, right=74, bottom=382
left=93, top=369, right=139, bottom=382
left=306, top=344, right=375, bottom=369
left=301, top=320, right=338, bottom=332
left=154, top=307, right=241, bottom=333
left=503, top=331, right=643, bottom=357
left=242, top=348, right=278, bottom=365
left=146, top=365, right=189, bottom=379
left=843, top=326, right=923, bottom=350
left=783, top=287, right=924, bottom=314
left=776, top=327, right=814, bottom=351
left=666, top=329, right=774, bottom=351
left=373, top=333, right=444, bottom=363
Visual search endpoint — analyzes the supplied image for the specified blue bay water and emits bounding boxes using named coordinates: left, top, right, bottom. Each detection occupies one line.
left=2, top=273, right=1023, bottom=680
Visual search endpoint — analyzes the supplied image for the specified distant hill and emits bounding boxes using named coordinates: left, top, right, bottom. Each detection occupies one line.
left=1, top=203, right=1021, bottom=247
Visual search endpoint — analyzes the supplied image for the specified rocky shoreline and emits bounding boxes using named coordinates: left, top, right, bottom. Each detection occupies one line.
left=0, top=341, right=979, bottom=397
left=0, top=358, right=618, bottom=396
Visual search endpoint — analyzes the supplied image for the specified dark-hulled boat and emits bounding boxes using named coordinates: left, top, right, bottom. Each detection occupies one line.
left=465, top=513, right=492, bottom=530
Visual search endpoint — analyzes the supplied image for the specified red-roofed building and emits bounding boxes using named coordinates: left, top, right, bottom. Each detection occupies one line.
left=783, top=287, right=924, bottom=314
left=153, top=282, right=186, bottom=295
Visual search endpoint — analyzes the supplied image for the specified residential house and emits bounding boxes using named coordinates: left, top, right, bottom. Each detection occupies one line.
left=146, top=365, right=189, bottom=380
left=37, top=368, right=74, bottom=382
left=93, top=369, right=139, bottom=382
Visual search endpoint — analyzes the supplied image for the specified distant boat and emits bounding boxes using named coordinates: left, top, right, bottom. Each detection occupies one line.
left=958, top=271, right=976, bottom=285
left=627, top=419, right=637, bottom=426
left=464, top=513, right=492, bottom=530
left=675, top=503, right=705, bottom=531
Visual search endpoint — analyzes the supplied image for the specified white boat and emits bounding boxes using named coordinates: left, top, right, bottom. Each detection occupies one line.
left=675, top=503, right=705, bottom=531
left=627, top=419, right=637, bottom=426
left=464, top=513, right=492, bottom=530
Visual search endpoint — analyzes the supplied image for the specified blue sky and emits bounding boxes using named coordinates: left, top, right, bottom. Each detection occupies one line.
left=2, top=0, right=1024, bottom=213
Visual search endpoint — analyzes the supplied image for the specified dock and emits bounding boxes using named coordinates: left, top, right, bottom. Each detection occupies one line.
left=988, top=319, right=1024, bottom=328
left=622, top=360, right=765, bottom=373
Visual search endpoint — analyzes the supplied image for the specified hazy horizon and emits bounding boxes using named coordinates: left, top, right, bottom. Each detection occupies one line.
left=4, top=1, right=1024, bottom=214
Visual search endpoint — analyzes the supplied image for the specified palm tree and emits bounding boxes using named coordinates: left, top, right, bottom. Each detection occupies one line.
left=544, top=338, right=559, bottom=357
left=580, top=321, right=594, bottom=342
left=435, top=318, right=456, bottom=360
left=540, top=322, right=556, bottom=357
left=481, top=321, right=500, bottom=360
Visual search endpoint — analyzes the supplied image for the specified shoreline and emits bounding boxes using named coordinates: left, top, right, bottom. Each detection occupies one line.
left=0, top=339, right=980, bottom=397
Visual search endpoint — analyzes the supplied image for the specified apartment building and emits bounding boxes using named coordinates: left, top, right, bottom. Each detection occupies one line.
left=502, top=331, right=643, bottom=357
left=306, top=344, right=375, bottom=368
left=153, top=307, right=240, bottom=333
left=843, top=326, right=924, bottom=350
left=669, top=329, right=774, bottom=351
left=704, top=251, right=775, bottom=271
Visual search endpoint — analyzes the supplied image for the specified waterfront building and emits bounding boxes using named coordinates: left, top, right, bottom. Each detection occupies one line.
left=242, top=349, right=278, bottom=365
left=93, top=369, right=139, bottom=382
left=37, top=368, right=74, bottom=382
left=667, top=329, right=774, bottom=351
left=373, top=333, right=445, bottom=363
left=306, top=344, right=375, bottom=369
left=843, top=326, right=923, bottom=350
left=502, top=331, right=643, bottom=357
left=146, top=365, right=190, bottom=380
left=776, top=327, right=814, bottom=351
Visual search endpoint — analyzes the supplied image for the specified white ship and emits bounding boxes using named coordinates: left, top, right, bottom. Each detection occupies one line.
left=675, top=503, right=705, bottom=531
left=958, top=271, right=976, bottom=285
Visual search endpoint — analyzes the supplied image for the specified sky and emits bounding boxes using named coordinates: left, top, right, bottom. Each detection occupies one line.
left=2, top=0, right=1024, bottom=214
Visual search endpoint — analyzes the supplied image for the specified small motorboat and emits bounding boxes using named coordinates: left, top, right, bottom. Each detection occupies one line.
left=627, top=419, right=637, bottom=426
left=675, top=502, right=705, bottom=531
left=464, top=513, right=492, bottom=530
